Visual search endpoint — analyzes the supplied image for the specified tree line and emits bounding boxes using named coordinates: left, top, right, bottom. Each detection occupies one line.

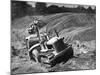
left=35, top=2, right=96, bottom=14
left=11, top=1, right=96, bottom=20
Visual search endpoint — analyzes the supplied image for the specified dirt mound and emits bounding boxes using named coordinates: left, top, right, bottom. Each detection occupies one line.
left=45, top=13, right=95, bottom=35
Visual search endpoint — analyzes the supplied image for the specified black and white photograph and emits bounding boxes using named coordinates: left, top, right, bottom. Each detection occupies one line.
left=11, top=0, right=96, bottom=75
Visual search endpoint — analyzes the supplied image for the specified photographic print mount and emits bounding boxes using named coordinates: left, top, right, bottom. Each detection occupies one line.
left=11, top=0, right=96, bottom=74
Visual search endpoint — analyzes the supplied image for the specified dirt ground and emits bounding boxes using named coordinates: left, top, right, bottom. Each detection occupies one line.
left=11, top=13, right=96, bottom=75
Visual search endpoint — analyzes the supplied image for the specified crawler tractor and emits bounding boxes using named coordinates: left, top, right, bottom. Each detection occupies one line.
left=26, top=19, right=73, bottom=67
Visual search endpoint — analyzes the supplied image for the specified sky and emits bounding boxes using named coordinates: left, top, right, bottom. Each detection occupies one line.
left=27, top=1, right=96, bottom=9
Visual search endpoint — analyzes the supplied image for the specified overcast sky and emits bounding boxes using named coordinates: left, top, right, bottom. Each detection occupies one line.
left=27, top=1, right=96, bottom=9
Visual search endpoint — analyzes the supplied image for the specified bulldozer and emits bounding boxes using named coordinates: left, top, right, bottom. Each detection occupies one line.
left=25, top=19, right=74, bottom=67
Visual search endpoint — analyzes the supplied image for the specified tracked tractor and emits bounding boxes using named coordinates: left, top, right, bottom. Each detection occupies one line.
left=26, top=18, right=74, bottom=67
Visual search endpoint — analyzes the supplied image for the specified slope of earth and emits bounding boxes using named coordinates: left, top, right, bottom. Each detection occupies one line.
left=11, top=12, right=96, bottom=74
left=41, top=13, right=96, bottom=72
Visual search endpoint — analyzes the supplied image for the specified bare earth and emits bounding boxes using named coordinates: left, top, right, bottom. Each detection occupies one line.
left=11, top=13, right=96, bottom=75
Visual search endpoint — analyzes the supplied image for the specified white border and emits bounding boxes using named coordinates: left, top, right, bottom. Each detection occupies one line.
left=0, top=0, right=98, bottom=75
